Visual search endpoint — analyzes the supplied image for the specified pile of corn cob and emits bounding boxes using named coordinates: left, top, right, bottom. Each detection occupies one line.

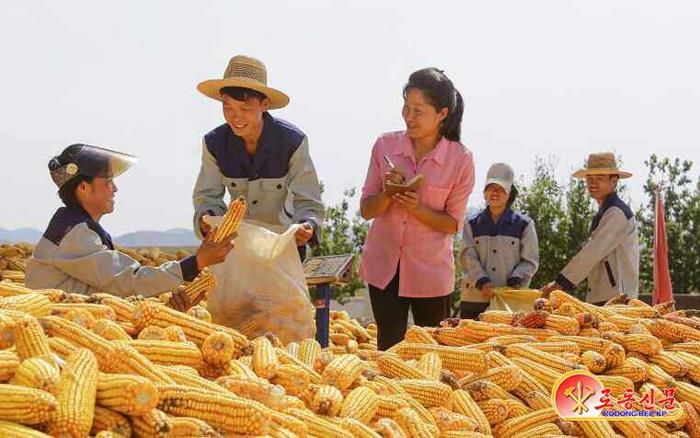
left=2, top=278, right=700, bottom=438
left=0, top=243, right=33, bottom=283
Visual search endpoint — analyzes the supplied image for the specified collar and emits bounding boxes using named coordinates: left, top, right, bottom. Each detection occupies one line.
left=396, top=132, right=448, bottom=165
left=476, top=207, right=515, bottom=227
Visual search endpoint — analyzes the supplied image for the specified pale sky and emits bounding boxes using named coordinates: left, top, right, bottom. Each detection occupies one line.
left=1, top=1, right=699, bottom=235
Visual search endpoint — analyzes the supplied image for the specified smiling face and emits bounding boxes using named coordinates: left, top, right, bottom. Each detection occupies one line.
left=402, top=88, right=448, bottom=141
left=222, top=94, right=270, bottom=140
left=585, top=174, right=618, bottom=203
left=77, top=177, right=118, bottom=217
left=484, top=183, right=509, bottom=210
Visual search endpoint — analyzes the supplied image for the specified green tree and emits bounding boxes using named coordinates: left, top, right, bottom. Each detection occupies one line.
left=635, top=155, right=700, bottom=293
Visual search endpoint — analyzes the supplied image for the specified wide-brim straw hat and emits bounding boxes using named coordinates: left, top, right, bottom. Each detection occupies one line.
left=197, top=55, right=290, bottom=109
left=573, top=152, right=632, bottom=179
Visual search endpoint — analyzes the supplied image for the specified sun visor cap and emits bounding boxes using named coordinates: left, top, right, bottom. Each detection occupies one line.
left=50, top=144, right=138, bottom=188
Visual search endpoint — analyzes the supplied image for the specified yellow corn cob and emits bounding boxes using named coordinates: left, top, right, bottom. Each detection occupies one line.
left=416, top=352, right=442, bottom=380
left=480, top=310, right=516, bottom=325
left=547, top=334, right=613, bottom=354
left=396, top=378, right=452, bottom=409
left=60, top=308, right=96, bottom=329
left=96, top=372, right=158, bottom=416
left=543, top=314, right=581, bottom=335
left=378, top=352, right=429, bottom=379
left=0, top=384, right=57, bottom=424
left=503, top=398, right=533, bottom=418
left=609, top=419, right=651, bottom=437
left=518, top=390, right=550, bottom=410
left=286, top=407, right=353, bottom=437
left=492, top=408, right=558, bottom=438
left=0, top=349, right=20, bottom=382
left=13, top=356, right=60, bottom=394
left=267, top=422, right=297, bottom=438
left=510, top=423, right=563, bottom=438
left=11, top=317, right=50, bottom=361
left=307, top=383, right=344, bottom=416
left=282, top=394, right=306, bottom=411
left=576, top=419, right=620, bottom=437
left=284, top=341, right=299, bottom=357
left=0, top=293, right=51, bottom=317
left=676, top=381, right=700, bottom=412
left=580, top=350, right=607, bottom=373
left=88, top=293, right=135, bottom=322
left=646, top=363, right=677, bottom=388
left=680, top=401, right=700, bottom=438
left=334, top=319, right=372, bottom=343
left=486, top=335, right=537, bottom=346
left=510, top=357, right=559, bottom=390
left=47, top=348, right=99, bottom=438
left=6, top=256, right=26, bottom=272
left=515, top=341, right=581, bottom=356
left=131, top=301, right=247, bottom=353
left=159, top=325, right=186, bottom=342
left=186, top=306, right=212, bottom=322
left=117, top=339, right=203, bottom=368
left=391, top=343, right=487, bottom=373
left=181, top=268, right=216, bottom=305
left=39, top=315, right=115, bottom=368
left=223, top=358, right=257, bottom=380
left=322, top=353, right=367, bottom=390
left=429, top=407, right=478, bottom=432
left=443, top=433, right=493, bottom=438
left=395, top=407, right=440, bottom=438
left=0, top=312, right=15, bottom=349
left=392, top=392, right=439, bottom=428
left=200, top=331, right=235, bottom=366
left=157, top=366, right=228, bottom=398
left=117, top=321, right=136, bottom=336
left=339, top=385, right=380, bottom=424
left=47, top=336, right=77, bottom=360
left=667, top=341, right=700, bottom=356
left=251, top=336, right=279, bottom=379
left=604, top=342, right=627, bottom=370
left=137, top=325, right=167, bottom=340
left=91, top=406, right=132, bottom=437
left=0, top=420, right=52, bottom=437
left=0, top=279, right=32, bottom=297
left=212, top=196, right=247, bottom=242
left=51, top=303, right=116, bottom=320
left=674, top=351, right=700, bottom=384
left=330, top=417, right=381, bottom=437
left=92, top=318, right=131, bottom=341
left=459, top=365, right=523, bottom=392
left=605, top=357, right=648, bottom=382
left=619, top=333, right=663, bottom=355
left=106, top=342, right=174, bottom=384
left=405, top=325, right=438, bottom=344
left=648, top=351, right=689, bottom=378
left=270, top=363, right=311, bottom=396
left=450, top=389, right=491, bottom=434
left=476, top=398, right=510, bottom=426
left=0, top=270, right=25, bottom=283
left=597, top=375, right=635, bottom=398
left=643, top=319, right=700, bottom=343
left=457, top=320, right=523, bottom=342
left=131, top=408, right=172, bottom=438
left=274, top=347, right=322, bottom=384
left=375, top=417, right=409, bottom=437
left=331, top=332, right=352, bottom=346
left=156, top=384, right=270, bottom=435
left=433, top=327, right=472, bottom=346
left=167, top=416, right=222, bottom=437
left=375, top=393, right=411, bottom=419
left=216, top=375, right=286, bottom=410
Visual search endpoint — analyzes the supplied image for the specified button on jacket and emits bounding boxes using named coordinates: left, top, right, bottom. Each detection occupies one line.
left=193, top=112, right=324, bottom=240
left=556, top=192, right=639, bottom=303
left=460, top=208, right=539, bottom=303
left=26, top=207, right=199, bottom=297
left=360, top=131, right=475, bottom=298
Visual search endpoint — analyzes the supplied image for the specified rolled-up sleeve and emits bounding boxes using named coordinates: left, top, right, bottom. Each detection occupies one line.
left=192, top=138, right=228, bottom=239
left=51, top=224, right=195, bottom=297
left=288, top=136, right=324, bottom=245
left=361, top=137, right=384, bottom=200
left=445, top=151, right=475, bottom=230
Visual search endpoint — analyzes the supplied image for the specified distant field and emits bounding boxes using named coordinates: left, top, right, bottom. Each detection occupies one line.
left=123, top=245, right=198, bottom=254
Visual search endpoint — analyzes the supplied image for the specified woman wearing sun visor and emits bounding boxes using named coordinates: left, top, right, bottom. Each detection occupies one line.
left=26, top=144, right=234, bottom=304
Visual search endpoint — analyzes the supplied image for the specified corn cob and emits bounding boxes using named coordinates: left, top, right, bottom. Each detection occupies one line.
left=681, top=401, right=700, bottom=438
left=434, top=327, right=472, bottom=346
left=6, top=256, right=26, bottom=272
left=251, top=336, right=279, bottom=379
left=132, top=301, right=247, bottom=352
left=331, top=417, right=382, bottom=437
left=39, top=315, right=115, bottom=368
left=395, top=378, right=452, bottom=409
left=180, top=268, right=216, bottom=306
left=334, top=319, right=372, bottom=343
left=88, top=293, right=135, bottom=322
left=116, top=339, right=202, bottom=368
left=676, top=381, right=700, bottom=412
left=95, top=372, right=158, bottom=416
left=0, top=384, right=57, bottom=424
left=60, top=308, right=97, bottom=329
left=13, top=356, right=60, bottom=394
left=284, top=341, right=299, bottom=357
left=267, top=422, right=298, bottom=438
left=47, top=348, right=99, bottom=438
left=504, top=343, right=580, bottom=373
left=131, top=408, right=172, bottom=438
left=391, top=343, right=487, bottom=373
left=9, top=317, right=48, bottom=361
left=158, top=325, right=186, bottom=342
left=648, top=351, right=689, bottom=378
left=518, top=390, right=550, bottom=410
left=47, top=336, right=78, bottom=359
left=449, top=388, right=491, bottom=434
left=156, top=384, right=270, bottom=435
left=0, top=312, right=15, bottom=348
left=90, top=406, right=132, bottom=437
left=605, top=357, right=648, bottom=382
left=510, top=423, right=563, bottom=438
left=286, top=407, right=353, bottom=437
left=580, top=350, right=607, bottom=373
left=224, top=358, right=259, bottom=380
left=642, top=319, right=700, bottom=343
left=520, top=327, right=560, bottom=341
left=0, top=270, right=25, bottom=283
left=322, top=353, right=367, bottom=390
left=509, top=357, right=560, bottom=389
left=673, top=351, right=700, bottom=384
left=404, top=325, right=438, bottom=344
left=619, top=333, right=663, bottom=356
left=667, top=341, right=700, bottom=356
left=416, top=352, right=442, bottom=380
left=0, top=293, right=51, bottom=317
left=267, top=411, right=308, bottom=437
left=168, top=416, right=222, bottom=437
left=513, top=310, right=549, bottom=328
left=393, top=392, right=439, bottom=428
left=0, top=349, right=20, bottom=382
left=604, top=342, right=627, bottom=370
left=186, top=305, right=212, bottom=322
left=375, top=418, right=409, bottom=437
left=480, top=310, right=516, bottom=325
left=457, top=320, right=523, bottom=342
left=136, top=325, right=167, bottom=340
left=0, top=420, right=52, bottom=437
left=331, top=332, right=352, bottom=346
left=340, top=385, right=380, bottom=423
left=270, top=363, right=311, bottom=396
left=307, top=383, right=344, bottom=416
left=646, top=363, right=677, bottom=388
left=546, top=334, right=613, bottom=354
left=106, top=342, right=174, bottom=384
left=51, top=303, right=116, bottom=320
left=492, top=407, right=558, bottom=438
left=488, top=334, right=539, bottom=346
left=395, top=407, right=440, bottom=438
left=429, top=407, right=478, bottom=433
left=375, top=393, right=411, bottom=419
left=597, top=375, right=635, bottom=398
left=378, top=352, right=429, bottom=379
left=92, top=318, right=131, bottom=341
left=0, top=279, right=32, bottom=297
left=609, top=418, right=651, bottom=437
left=211, top=196, right=246, bottom=242
left=460, top=365, right=523, bottom=392
left=216, top=375, right=286, bottom=410
left=477, top=398, right=510, bottom=425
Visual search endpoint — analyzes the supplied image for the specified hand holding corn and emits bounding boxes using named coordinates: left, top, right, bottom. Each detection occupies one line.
left=195, top=230, right=235, bottom=271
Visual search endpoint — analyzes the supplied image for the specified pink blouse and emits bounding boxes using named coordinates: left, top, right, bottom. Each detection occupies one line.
left=359, top=131, right=475, bottom=298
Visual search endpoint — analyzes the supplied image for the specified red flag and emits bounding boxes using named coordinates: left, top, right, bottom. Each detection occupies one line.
left=653, top=188, right=673, bottom=305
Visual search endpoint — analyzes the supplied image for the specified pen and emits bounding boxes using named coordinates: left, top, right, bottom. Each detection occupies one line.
left=383, top=155, right=395, bottom=169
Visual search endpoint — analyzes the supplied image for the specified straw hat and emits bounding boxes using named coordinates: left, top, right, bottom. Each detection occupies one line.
left=573, top=152, right=632, bottom=179
left=197, top=55, right=290, bottom=109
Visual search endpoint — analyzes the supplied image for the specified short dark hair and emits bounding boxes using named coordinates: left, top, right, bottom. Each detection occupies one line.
left=506, top=185, right=519, bottom=208
left=220, top=86, right=267, bottom=103
left=48, top=148, right=94, bottom=210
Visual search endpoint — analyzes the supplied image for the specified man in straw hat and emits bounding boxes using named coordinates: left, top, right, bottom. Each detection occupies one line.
left=193, top=54, right=324, bottom=258
left=26, top=143, right=234, bottom=310
left=541, top=152, right=639, bottom=304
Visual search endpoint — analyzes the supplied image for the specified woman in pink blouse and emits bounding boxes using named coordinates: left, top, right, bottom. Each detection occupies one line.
left=359, top=68, right=475, bottom=350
